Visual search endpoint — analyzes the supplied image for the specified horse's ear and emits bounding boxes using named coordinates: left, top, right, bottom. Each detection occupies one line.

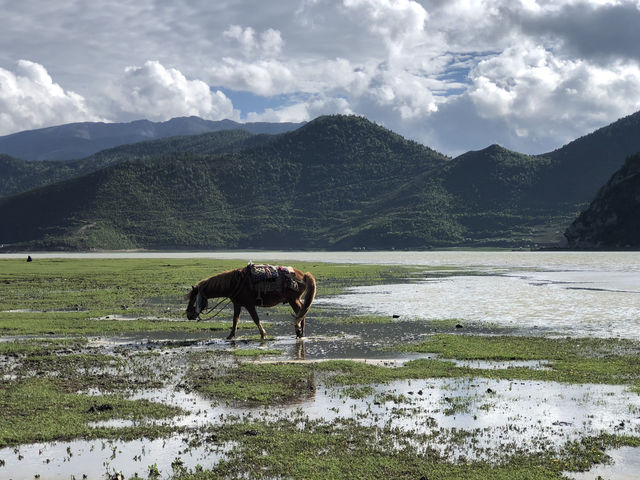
left=183, top=286, right=195, bottom=302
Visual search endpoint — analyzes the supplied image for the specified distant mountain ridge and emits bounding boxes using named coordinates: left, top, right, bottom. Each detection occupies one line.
left=1, top=112, right=640, bottom=250
left=0, top=116, right=304, bottom=161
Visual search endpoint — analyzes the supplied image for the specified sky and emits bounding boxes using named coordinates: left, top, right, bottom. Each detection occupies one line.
left=1, top=0, right=640, bottom=156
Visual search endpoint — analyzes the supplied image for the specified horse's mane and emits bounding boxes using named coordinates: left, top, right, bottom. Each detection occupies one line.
left=198, top=268, right=243, bottom=295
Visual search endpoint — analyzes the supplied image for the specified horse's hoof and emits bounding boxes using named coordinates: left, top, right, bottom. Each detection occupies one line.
left=227, top=334, right=235, bottom=340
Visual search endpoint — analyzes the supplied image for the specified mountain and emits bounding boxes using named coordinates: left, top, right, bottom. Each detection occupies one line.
left=564, top=153, right=640, bottom=249
left=540, top=110, right=640, bottom=205
left=440, top=145, right=564, bottom=244
left=2, top=112, right=640, bottom=251
left=0, top=129, right=274, bottom=199
left=0, top=116, right=303, bottom=161
left=0, top=115, right=452, bottom=250
left=436, top=111, right=640, bottom=245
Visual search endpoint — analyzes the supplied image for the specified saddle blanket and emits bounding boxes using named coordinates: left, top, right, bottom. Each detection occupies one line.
left=249, top=263, right=298, bottom=297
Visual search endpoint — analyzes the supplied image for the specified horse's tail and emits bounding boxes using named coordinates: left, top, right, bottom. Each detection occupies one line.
left=295, top=272, right=316, bottom=322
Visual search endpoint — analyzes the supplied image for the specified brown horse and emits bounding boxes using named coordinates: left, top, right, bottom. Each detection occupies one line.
left=184, top=264, right=316, bottom=339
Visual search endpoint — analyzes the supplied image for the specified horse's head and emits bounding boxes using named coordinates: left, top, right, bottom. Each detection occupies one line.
left=184, top=286, right=207, bottom=320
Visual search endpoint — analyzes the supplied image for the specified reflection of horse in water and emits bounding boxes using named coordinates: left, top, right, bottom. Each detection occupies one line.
left=184, top=264, right=316, bottom=339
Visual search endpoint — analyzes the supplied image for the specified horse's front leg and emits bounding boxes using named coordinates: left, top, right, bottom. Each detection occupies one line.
left=245, top=305, right=267, bottom=339
left=227, top=302, right=242, bottom=340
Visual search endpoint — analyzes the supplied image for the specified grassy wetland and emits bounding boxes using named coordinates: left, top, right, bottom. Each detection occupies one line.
left=1, top=254, right=639, bottom=479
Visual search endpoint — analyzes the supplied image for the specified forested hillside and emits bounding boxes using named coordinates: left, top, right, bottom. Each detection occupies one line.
left=0, top=116, right=453, bottom=250
left=1, top=113, right=639, bottom=250
left=0, top=130, right=273, bottom=199
left=565, top=153, right=640, bottom=249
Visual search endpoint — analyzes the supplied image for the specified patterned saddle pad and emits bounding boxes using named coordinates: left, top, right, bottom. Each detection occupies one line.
left=248, top=263, right=299, bottom=297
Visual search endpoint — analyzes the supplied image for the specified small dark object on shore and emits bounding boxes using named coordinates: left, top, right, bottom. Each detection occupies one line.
left=27, top=255, right=32, bottom=262
left=552, top=421, right=572, bottom=426
left=392, top=314, right=400, bottom=318
left=455, top=323, right=463, bottom=329
left=87, top=403, right=114, bottom=413
left=486, top=388, right=495, bottom=394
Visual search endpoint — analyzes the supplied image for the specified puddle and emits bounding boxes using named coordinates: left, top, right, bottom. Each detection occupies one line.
left=293, top=378, right=640, bottom=459
left=449, top=358, right=552, bottom=370
left=114, top=360, right=640, bottom=462
left=3, top=374, right=637, bottom=478
left=2, top=338, right=639, bottom=477
left=94, top=314, right=176, bottom=321
left=566, top=445, right=640, bottom=480
left=0, top=436, right=232, bottom=480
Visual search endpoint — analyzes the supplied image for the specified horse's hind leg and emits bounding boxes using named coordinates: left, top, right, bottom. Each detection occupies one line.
left=289, top=298, right=304, bottom=338
left=246, top=305, right=267, bottom=339
left=227, top=303, right=242, bottom=340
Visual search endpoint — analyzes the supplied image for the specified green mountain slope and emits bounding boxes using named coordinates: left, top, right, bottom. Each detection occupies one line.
left=0, top=130, right=271, bottom=199
left=540, top=110, right=640, bottom=204
left=564, top=152, right=640, bottom=249
left=440, top=145, right=570, bottom=244
left=2, top=112, right=640, bottom=251
left=0, top=116, right=453, bottom=250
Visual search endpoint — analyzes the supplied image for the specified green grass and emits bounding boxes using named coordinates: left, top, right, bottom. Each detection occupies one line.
left=403, top=333, right=640, bottom=360
left=2, top=256, right=639, bottom=478
left=0, top=338, right=170, bottom=393
left=0, top=258, right=418, bottom=335
left=0, top=378, right=184, bottom=447
left=315, top=333, right=640, bottom=386
left=172, top=419, right=639, bottom=480
left=229, top=348, right=282, bottom=357
left=188, top=361, right=314, bottom=404
left=0, top=311, right=255, bottom=336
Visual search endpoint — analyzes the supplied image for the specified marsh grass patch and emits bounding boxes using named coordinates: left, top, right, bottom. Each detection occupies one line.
left=0, top=378, right=184, bottom=447
left=180, top=418, right=640, bottom=480
left=187, top=359, right=315, bottom=404
left=396, top=334, right=640, bottom=385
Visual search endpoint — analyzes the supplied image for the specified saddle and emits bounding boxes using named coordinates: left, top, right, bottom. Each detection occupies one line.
left=248, top=263, right=298, bottom=304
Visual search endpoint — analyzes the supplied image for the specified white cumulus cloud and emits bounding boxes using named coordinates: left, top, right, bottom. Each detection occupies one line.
left=247, top=95, right=353, bottom=123
left=2, top=0, right=640, bottom=154
left=467, top=43, right=640, bottom=144
left=0, top=60, right=103, bottom=135
left=223, top=25, right=284, bottom=58
left=113, top=60, right=239, bottom=121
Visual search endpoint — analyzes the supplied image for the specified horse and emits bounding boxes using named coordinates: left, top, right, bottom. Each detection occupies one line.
left=184, top=264, right=316, bottom=339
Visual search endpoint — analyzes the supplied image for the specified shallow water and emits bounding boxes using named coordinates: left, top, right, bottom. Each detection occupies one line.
left=2, top=251, right=640, bottom=478
left=0, top=436, right=230, bottom=480
left=311, top=252, right=640, bottom=340
left=4, top=363, right=638, bottom=479
left=567, top=446, right=640, bottom=480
